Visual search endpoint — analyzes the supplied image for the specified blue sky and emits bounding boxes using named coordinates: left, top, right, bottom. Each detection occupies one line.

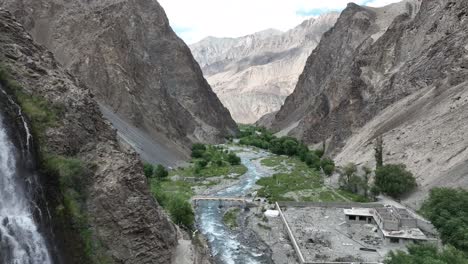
left=159, top=0, right=401, bottom=44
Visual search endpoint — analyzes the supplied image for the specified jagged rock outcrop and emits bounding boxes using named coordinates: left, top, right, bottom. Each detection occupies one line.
left=0, top=8, right=177, bottom=263
left=0, top=0, right=237, bottom=161
left=190, top=14, right=339, bottom=124
left=271, top=0, right=468, bottom=207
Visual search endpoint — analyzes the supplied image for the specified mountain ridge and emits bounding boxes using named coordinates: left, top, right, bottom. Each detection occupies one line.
left=190, top=13, right=339, bottom=123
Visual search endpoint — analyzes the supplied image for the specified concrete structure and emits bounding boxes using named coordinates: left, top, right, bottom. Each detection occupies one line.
left=344, top=205, right=428, bottom=246
left=277, top=202, right=437, bottom=264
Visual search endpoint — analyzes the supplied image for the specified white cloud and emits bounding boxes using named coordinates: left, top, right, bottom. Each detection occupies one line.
left=158, top=0, right=402, bottom=44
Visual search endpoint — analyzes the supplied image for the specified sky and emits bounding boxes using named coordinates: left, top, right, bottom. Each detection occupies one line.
left=158, top=0, right=402, bottom=44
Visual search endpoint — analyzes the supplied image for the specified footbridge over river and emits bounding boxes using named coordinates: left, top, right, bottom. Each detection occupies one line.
left=192, top=196, right=257, bottom=208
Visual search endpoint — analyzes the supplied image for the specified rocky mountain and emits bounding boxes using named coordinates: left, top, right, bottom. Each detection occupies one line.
left=190, top=13, right=339, bottom=124
left=270, top=0, right=468, bottom=207
left=0, top=0, right=238, bottom=165
left=0, top=8, right=177, bottom=263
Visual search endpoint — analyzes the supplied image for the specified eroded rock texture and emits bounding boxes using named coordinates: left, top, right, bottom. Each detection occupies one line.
left=190, top=14, right=339, bottom=124
left=0, top=9, right=177, bottom=263
left=272, top=0, right=468, bottom=207
left=0, top=0, right=237, bottom=156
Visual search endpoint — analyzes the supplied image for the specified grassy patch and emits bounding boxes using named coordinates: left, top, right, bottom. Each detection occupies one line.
left=257, top=156, right=353, bottom=203
left=256, top=158, right=323, bottom=202
left=260, top=156, right=287, bottom=168
left=223, top=208, right=241, bottom=229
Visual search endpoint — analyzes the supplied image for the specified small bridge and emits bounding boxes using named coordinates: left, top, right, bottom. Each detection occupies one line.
left=192, top=196, right=255, bottom=207
left=192, top=196, right=248, bottom=202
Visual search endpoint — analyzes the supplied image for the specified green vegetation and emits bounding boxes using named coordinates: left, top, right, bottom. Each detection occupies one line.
left=385, top=243, right=468, bottom=264
left=223, top=208, right=241, bottom=229
left=420, top=188, right=468, bottom=253
left=149, top=178, right=194, bottom=229
left=257, top=157, right=338, bottom=202
left=1, top=64, right=110, bottom=262
left=238, top=125, right=335, bottom=175
left=143, top=163, right=169, bottom=179
left=374, top=164, right=417, bottom=198
left=170, top=144, right=247, bottom=179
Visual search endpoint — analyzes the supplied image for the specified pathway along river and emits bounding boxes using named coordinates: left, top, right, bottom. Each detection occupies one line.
left=0, top=86, right=52, bottom=263
left=196, top=148, right=273, bottom=264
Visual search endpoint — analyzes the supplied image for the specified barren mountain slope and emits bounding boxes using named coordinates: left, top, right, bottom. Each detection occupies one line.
left=271, top=0, right=468, bottom=206
left=190, top=13, right=339, bottom=123
left=0, top=9, right=177, bottom=263
left=0, top=0, right=237, bottom=162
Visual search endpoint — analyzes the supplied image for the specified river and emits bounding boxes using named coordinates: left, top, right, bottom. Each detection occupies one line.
left=196, top=148, right=272, bottom=264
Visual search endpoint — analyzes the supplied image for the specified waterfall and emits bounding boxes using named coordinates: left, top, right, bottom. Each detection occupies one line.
left=0, top=86, right=52, bottom=263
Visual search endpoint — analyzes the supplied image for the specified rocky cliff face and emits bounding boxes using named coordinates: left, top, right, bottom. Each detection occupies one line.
left=190, top=14, right=339, bottom=124
left=0, top=8, right=177, bottom=263
left=0, top=0, right=237, bottom=159
left=271, top=0, right=468, bottom=207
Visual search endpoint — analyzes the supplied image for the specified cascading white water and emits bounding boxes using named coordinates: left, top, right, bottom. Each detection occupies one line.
left=0, top=108, right=52, bottom=263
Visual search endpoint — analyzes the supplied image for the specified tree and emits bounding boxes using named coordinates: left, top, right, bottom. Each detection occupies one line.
left=227, top=153, right=241, bottom=165
left=282, top=139, right=299, bottom=156
left=421, top=188, right=468, bottom=253
left=196, top=159, right=208, bottom=168
left=374, top=135, right=383, bottom=169
left=305, top=152, right=321, bottom=170
left=269, top=138, right=284, bottom=155
left=191, top=143, right=206, bottom=158
left=153, top=164, right=169, bottom=180
left=143, top=163, right=154, bottom=178
left=167, top=195, right=195, bottom=229
left=191, top=143, right=206, bottom=152
left=361, top=166, right=372, bottom=198
left=385, top=244, right=468, bottom=264
left=343, top=163, right=357, bottom=185
left=321, top=158, right=335, bottom=176
left=374, top=164, right=416, bottom=198
left=191, top=149, right=205, bottom=159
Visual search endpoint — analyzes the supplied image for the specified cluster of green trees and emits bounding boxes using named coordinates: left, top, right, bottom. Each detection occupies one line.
left=385, top=243, right=468, bottom=264
left=339, top=162, right=417, bottom=200
left=421, top=188, right=468, bottom=253
left=143, top=163, right=169, bottom=179
left=238, top=126, right=335, bottom=175
left=191, top=143, right=241, bottom=174
left=145, top=163, right=194, bottom=229
left=385, top=187, right=468, bottom=263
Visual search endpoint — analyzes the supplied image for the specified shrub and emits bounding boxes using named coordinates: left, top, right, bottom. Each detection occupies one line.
left=153, top=164, right=169, bottom=180
left=374, top=164, right=416, bottom=198
left=227, top=153, right=241, bottom=165
left=191, top=149, right=205, bottom=159
left=314, top=149, right=325, bottom=158
left=321, top=158, right=335, bottom=176
left=191, top=143, right=206, bottom=152
left=202, top=152, right=213, bottom=162
left=304, top=152, right=321, bottom=170
left=282, top=139, right=299, bottom=156
left=143, top=163, right=154, bottom=178
left=196, top=159, right=208, bottom=168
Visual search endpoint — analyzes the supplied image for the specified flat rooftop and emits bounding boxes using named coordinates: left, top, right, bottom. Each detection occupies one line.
left=283, top=206, right=406, bottom=263
left=344, top=208, right=374, bottom=217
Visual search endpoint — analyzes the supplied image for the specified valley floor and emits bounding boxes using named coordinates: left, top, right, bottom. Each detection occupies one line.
left=166, top=144, right=434, bottom=264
